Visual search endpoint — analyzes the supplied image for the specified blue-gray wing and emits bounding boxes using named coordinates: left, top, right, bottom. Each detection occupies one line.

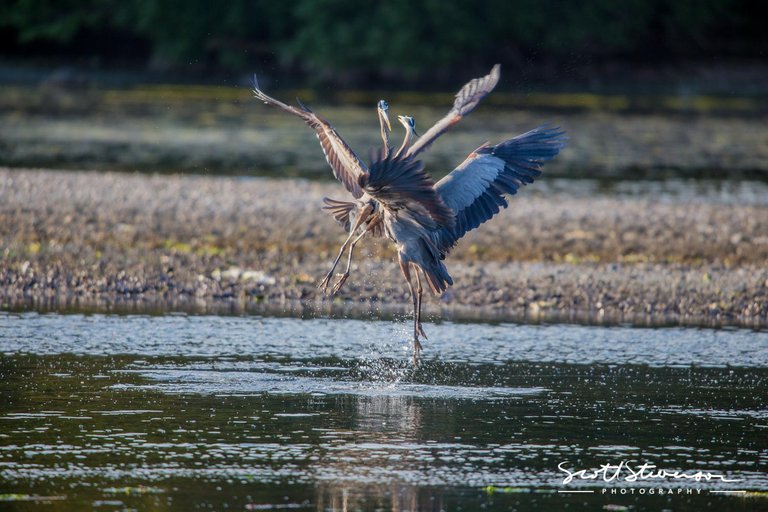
left=406, top=64, right=501, bottom=158
left=360, top=149, right=454, bottom=230
left=432, top=125, right=566, bottom=256
left=253, top=75, right=366, bottom=198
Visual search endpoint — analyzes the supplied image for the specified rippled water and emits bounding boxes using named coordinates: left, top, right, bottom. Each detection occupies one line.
left=1, top=312, right=767, bottom=511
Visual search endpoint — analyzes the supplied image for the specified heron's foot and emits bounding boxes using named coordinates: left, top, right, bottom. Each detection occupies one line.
left=318, top=271, right=334, bottom=294
left=330, top=272, right=349, bottom=296
left=417, top=322, right=428, bottom=340
left=412, top=337, right=423, bottom=366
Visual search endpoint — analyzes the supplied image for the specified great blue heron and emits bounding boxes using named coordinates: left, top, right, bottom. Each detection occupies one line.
left=319, top=113, right=419, bottom=295
left=252, top=65, right=566, bottom=358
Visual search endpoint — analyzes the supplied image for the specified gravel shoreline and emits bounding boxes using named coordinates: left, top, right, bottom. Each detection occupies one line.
left=1, top=168, right=767, bottom=326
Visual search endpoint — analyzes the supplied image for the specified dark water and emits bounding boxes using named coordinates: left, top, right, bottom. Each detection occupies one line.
left=1, top=312, right=767, bottom=511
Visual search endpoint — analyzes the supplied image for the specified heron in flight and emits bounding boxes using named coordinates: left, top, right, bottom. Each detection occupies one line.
left=253, top=65, right=566, bottom=358
left=319, top=113, right=419, bottom=295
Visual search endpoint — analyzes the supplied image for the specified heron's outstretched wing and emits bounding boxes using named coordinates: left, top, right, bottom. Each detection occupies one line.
left=432, top=125, right=566, bottom=256
left=253, top=75, right=366, bottom=198
left=360, top=149, right=454, bottom=230
left=406, top=64, right=501, bottom=158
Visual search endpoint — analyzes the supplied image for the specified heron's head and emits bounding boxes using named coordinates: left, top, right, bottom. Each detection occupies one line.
left=397, top=115, right=419, bottom=137
left=377, top=100, right=391, bottom=131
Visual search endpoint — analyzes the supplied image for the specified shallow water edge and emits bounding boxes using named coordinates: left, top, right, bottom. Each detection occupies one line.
left=1, top=312, right=768, bottom=511
left=3, top=296, right=767, bottom=331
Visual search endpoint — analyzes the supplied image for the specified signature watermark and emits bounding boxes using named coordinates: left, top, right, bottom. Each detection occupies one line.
left=558, top=461, right=740, bottom=485
left=556, top=461, right=744, bottom=495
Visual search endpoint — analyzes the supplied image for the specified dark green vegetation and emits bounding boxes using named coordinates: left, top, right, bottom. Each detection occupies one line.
left=1, top=314, right=767, bottom=511
left=1, top=0, right=765, bottom=84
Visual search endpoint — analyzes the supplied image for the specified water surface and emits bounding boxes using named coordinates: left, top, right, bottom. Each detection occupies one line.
left=1, top=312, right=767, bottom=511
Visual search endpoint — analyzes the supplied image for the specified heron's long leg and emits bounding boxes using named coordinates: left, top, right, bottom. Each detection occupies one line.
left=319, top=205, right=372, bottom=293
left=398, top=257, right=422, bottom=361
left=415, top=269, right=428, bottom=340
left=331, top=217, right=382, bottom=295
left=318, top=229, right=356, bottom=292
left=330, top=224, right=370, bottom=295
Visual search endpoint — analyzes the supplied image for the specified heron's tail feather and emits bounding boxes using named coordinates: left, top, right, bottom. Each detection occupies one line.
left=417, top=239, right=454, bottom=294
left=422, top=259, right=453, bottom=294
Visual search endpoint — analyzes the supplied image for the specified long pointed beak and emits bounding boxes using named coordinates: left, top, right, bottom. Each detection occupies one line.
left=398, top=115, right=419, bottom=137
left=379, top=108, right=391, bottom=132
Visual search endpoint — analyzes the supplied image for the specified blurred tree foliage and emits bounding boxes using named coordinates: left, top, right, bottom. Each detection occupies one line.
left=0, top=0, right=763, bottom=79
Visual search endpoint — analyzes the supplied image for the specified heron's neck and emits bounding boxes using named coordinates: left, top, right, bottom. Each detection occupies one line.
left=395, top=127, right=413, bottom=158
left=380, top=120, right=391, bottom=158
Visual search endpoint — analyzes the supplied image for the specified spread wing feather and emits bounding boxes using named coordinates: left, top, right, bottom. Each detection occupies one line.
left=406, top=64, right=501, bottom=158
left=360, top=149, right=454, bottom=231
left=322, top=197, right=386, bottom=237
left=432, top=125, right=567, bottom=256
left=253, top=75, right=366, bottom=198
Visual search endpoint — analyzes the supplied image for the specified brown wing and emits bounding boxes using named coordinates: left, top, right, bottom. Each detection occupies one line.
left=406, top=64, right=501, bottom=158
left=360, top=149, right=454, bottom=231
left=253, top=75, right=366, bottom=198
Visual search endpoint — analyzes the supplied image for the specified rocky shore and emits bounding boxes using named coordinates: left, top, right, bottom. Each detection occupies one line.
left=2, top=168, right=766, bottom=327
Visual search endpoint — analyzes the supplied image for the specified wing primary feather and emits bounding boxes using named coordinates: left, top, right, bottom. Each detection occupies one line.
left=406, top=64, right=502, bottom=158
left=251, top=73, right=368, bottom=199
left=432, top=125, right=566, bottom=256
left=296, top=97, right=312, bottom=112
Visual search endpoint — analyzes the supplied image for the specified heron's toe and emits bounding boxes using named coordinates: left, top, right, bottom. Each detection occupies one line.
left=412, top=338, right=423, bottom=366
left=318, top=273, right=332, bottom=292
left=330, top=272, right=349, bottom=295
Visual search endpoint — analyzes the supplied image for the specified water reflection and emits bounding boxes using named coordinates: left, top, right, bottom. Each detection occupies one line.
left=314, top=482, right=434, bottom=512
left=313, top=394, right=425, bottom=511
left=353, top=394, right=422, bottom=434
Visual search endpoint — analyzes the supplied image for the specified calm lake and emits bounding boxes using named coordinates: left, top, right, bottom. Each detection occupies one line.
left=1, top=312, right=767, bottom=511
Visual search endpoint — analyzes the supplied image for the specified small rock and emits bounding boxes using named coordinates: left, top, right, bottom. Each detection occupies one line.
left=241, top=270, right=276, bottom=285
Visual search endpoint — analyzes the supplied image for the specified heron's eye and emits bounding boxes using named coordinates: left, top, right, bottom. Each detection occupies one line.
left=378, top=100, right=388, bottom=110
